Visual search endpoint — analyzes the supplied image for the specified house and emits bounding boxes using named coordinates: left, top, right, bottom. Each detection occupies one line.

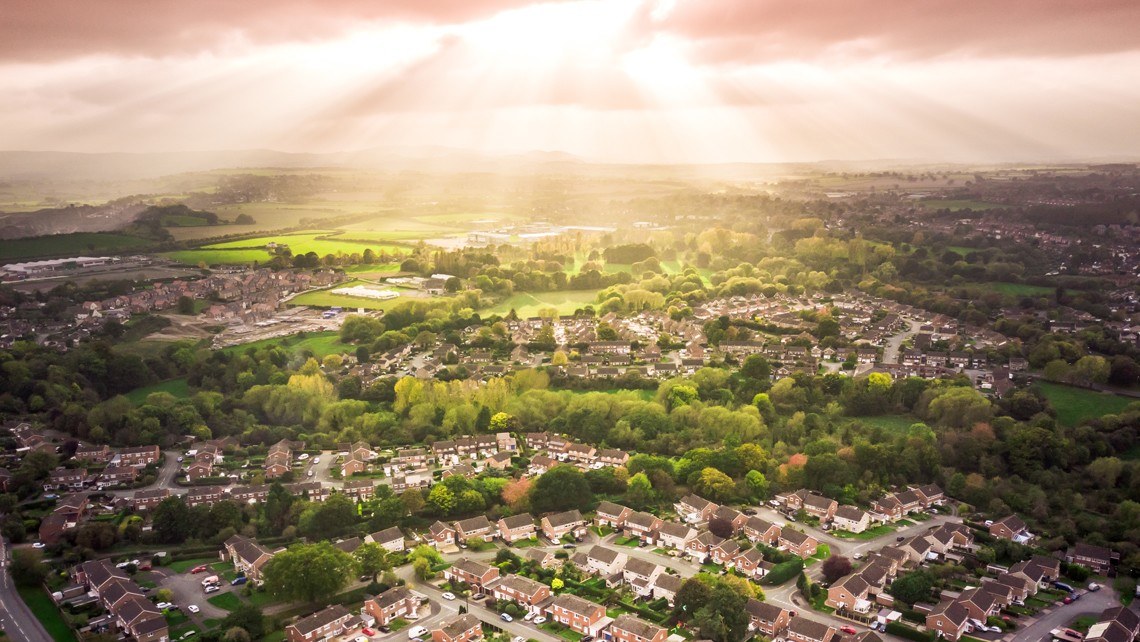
left=598, top=449, right=630, bottom=467
left=733, top=547, right=771, bottom=581
left=429, top=521, right=457, bottom=548
left=222, top=535, right=275, bottom=584
left=955, top=587, right=1002, bottom=622
left=926, top=600, right=971, bottom=642
left=130, top=488, right=170, bottom=511
left=674, top=494, right=718, bottom=524
left=488, top=574, right=551, bottom=614
left=1065, top=543, right=1115, bottom=575
left=825, top=573, right=873, bottom=613
left=392, top=470, right=432, bottom=493
left=113, top=596, right=168, bottom=642
left=342, top=479, right=376, bottom=501
left=779, top=529, right=818, bottom=558
left=433, top=614, right=483, bottom=642
left=497, top=513, right=537, bottom=543
left=710, top=505, right=748, bottom=533
left=872, top=495, right=905, bottom=522
left=595, top=501, right=633, bottom=529
left=832, top=505, right=870, bottom=534
left=186, top=460, right=214, bottom=481
left=186, top=485, right=226, bottom=507
left=650, top=573, right=683, bottom=606
left=622, top=557, right=664, bottom=591
left=623, top=511, right=663, bottom=542
left=334, top=537, right=363, bottom=554
left=455, top=516, right=496, bottom=543
left=786, top=617, right=836, bottom=642
left=341, top=455, right=368, bottom=477
left=799, top=492, right=838, bottom=521
left=46, top=467, right=87, bottom=491
left=745, top=599, right=792, bottom=637
left=365, top=526, right=406, bottom=553
left=583, top=546, right=628, bottom=578
left=363, top=587, right=420, bottom=627
left=546, top=593, right=610, bottom=636
left=528, top=455, right=557, bottom=476
left=286, top=481, right=329, bottom=502
left=913, top=484, right=945, bottom=507
left=609, top=614, right=668, bottom=642
left=743, top=516, right=781, bottom=546
left=655, top=521, right=697, bottom=550
left=287, top=604, right=354, bottom=642
left=524, top=548, right=558, bottom=569
left=541, top=509, right=587, bottom=541
left=73, top=444, right=111, bottom=463
left=486, top=451, right=513, bottom=470
left=117, top=445, right=160, bottom=467
left=684, top=531, right=725, bottom=562
left=710, top=539, right=742, bottom=567
left=99, top=464, right=139, bottom=486
left=444, top=558, right=500, bottom=590
left=989, top=515, right=1033, bottom=543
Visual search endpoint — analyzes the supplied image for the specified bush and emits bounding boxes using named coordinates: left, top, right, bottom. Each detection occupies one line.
left=886, top=622, right=935, bottom=642
left=763, top=559, right=804, bottom=585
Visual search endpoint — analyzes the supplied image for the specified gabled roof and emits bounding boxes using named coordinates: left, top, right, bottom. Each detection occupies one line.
left=780, top=529, right=814, bottom=546
left=595, top=500, right=630, bottom=518
left=623, top=557, right=661, bottom=578
left=549, top=593, right=603, bottom=617
left=625, top=511, right=661, bottom=529
left=370, top=526, right=404, bottom=543
left=746, top=598, right=788, bottom=622
left=455, top=515, right=493, bottom=533
left=543, top=509, right=584, bottom=527
left=499, top=513, right=536, bottom=530
left=612, top=614, right=666, bottom=640
left=371, top=586, right=414, bottom=609
left=451, top=557, right=496, bottom=578
left=788, top=616, right=834, bottom=641
left=587, top=545, right=624, bottom=565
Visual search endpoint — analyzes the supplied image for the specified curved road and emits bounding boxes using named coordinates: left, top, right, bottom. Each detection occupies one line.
left=0, top=540, right=54, bottom=642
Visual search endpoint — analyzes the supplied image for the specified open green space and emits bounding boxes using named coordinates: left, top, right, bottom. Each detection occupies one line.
left=833, top=523, right=897, bottom=540
left=981, top=282, right=1055, bottom=297
left=1034, top=382, right=1137, bottom=426
left=221, top=331, right=353, bottom=358
left=202, top=232, right=409, bottom=257
left=917, top=199, right=1002, bottom=211
left=161, top=248, right=276, bottom=266
left=289, top=281, right=432, bottom=310
left=17, top=586, right=76, bottom=642
left=486, top=290, right=600, bottom=317
left=206, top=592, right=243, bottom=611
left=126, top=378, right=191, bottom=404
left=0, top=232, right=152, bottom=260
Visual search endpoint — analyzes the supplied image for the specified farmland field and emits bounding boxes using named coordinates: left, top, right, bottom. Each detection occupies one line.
left=161, top=248, right=279, bottom=265
left=126, top=378, right=190, bottom=403
left=0, top=232, right=152, bottom=260
left=486, top=290, right=600, bottom=317
left=1034, top=382, right=1137, bottom=426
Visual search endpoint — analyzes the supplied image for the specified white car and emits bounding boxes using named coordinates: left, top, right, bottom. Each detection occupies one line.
left=115, top=561, right=130, bottom=568
left=156, top=602, right=173, bottom=610
left=524, top=613, right=535, bottom=621
left=356, top=637, right=370, bottom=642
left=408, top=626, right=428, bottom=639
left=298, top=453, right=310, bottom=460
left=32, top=542, right=45, bottom=549
left=441, top=592, right=456, bottom=600
left=187, top=605, right=200, bottom=613
left=204, top=585, right=220, bottom=594
left=500, top=613, right=513, bottom=622
left=312, top=457, right=320, bottom=464
left=533, top=616, right=547, bottom=625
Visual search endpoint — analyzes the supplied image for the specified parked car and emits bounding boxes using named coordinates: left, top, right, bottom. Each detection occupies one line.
left=156, top=602, right=173, bottom=610
left=852, top=553, right=864, bottom=560
left=204, top=585, right=220, bottom=594
left=231, top=576, right=248, bottom=586
left=1063, top=596, right=1073, bottom=605
left=500, top=613, right=513, bottom=622
left=407, top=626, right=428, bottom=639
left=841, top=627, right=858, bottom=635
left=524, top=613, right=535, bottom=621
left=312, top=457, right=320, bottom=464
left=562, top=543, right=575, bottom=549
left=32, top=542, right=45, bottom=549
left=533, top=617, right=547, bottom=625
left=190, top=565, right=209, bottom=574
left=513, top=637, right=527, bottom=642
left=1087, top=582, right=1101, bottom=591
left=441, top=592, right=456, bottom=600
left=187, top=605, right=200, bottom=614
left=1053, top=581, right=1074, bottom=593
left=472, top=593, right=486, bottom=600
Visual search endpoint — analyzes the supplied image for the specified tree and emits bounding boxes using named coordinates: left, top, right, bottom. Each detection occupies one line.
left=744, top=470, right=770, bottom=501
left=155, top=589, right=174, bottom=603
left=625, top=472, right=654, bottom=508
left=354, top=543, right=390, bottom=581
left=1087, top=457, right=1124, bottom=488
left=502, top=478, right=532, bottom=512
left=177, top=296, right=196, bottom=315
left=889, top=570, right=934, bottom=605
left=694, top=584, right=750, bottom=642
left=821, top=555, right=853, bottom=583
left=692, top=467, right=735, bottom=502
left=11, top=549, right=46, bottom=586
left=153, top=497, right=193, bottom=544
left=708, top=517, right=734, bottom=539
left=530, top=466, right=592, bottom=514
left=428, top=484, right=457, bottom=515
left=740, top=355, right=771, bottom=381
left=263, top=542, right=356, bottom=603
left=298, top=493, right=358, bottom=541
left=674, top=577, right=712, bottom=617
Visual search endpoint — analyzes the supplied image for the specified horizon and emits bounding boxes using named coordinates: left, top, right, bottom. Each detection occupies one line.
left=3, top=0, right=1140, bottom=165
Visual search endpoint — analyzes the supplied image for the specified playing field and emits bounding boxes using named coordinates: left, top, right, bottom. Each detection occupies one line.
left=288, top=280, right=426, bottom=310
left=1034, top=382, right=1137, bottom=426
left=486, top=290, right=600, bottom=317
left=0, top=232, right=152, bottom=260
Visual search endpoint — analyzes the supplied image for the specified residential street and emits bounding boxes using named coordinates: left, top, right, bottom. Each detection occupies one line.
left=1009, top=590, right=1123, bottom=642
left=0, top=539, right=55, bottom=642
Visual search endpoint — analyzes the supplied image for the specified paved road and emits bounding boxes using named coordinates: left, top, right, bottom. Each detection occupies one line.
left=0, top=540, right=54, bottom=642
left=1009, top=589, right=1121, bottom=642
left=883, top=318, right=924, bottom=364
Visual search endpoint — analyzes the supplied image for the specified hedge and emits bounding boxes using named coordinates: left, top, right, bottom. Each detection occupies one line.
left=763, top=559, right=805, bottom=585
left=886, top=622, right=935, bottom=642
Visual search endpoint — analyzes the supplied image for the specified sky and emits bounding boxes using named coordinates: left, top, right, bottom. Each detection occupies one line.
left=3, top=0, right=1140, bottom=164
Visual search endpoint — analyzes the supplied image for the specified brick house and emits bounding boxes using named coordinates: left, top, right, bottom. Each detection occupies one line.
left=497, top=513, right=537, bottom=543
left=429, top=521, right=457, bottom=548
left=342, top=479, right=376, bottom=501
left=655, top=521, right=697, bottom=550
left=444, top=558, right=499, bottom=590
left=779, top=529, right=818, bottom=559
left=541, top=509, right=586, bottom=541
left=832, top=505, right=870, bottom=534
left=684, top=531, right=725, bottom=562
left=745, top=598, right=792, bottom=637
left=98, top=464, right=138, bottom=486
left=455, top=515, right=497, bottom=543
left=287, top=604, right=355, bottom=642
left=825, top=573, right=873, bottom=613
left=926, top=600, right=970, bottom=642
left=488, top=574, right=551, bottom=614
left=609, top=614, right=667, bottom=642
left=743, top=516, right=781, bottom=546
left=363, top=587, right=420, bottom=627
left=595, top=501, right=633, bottom=529
left=186, top=485, right=226, bottom=507
left=710, top=539, right=742, bottom=567
left=74, top=444, right=111, bottom=463
left=130, top=488, right=170, bottom=511
left=546, top=593, right=610, bottom=636
left=623, top=511, right=663, bottom=543
left=733, top=547, right=771, bottom=581
left=674, top=494, right=717, bottom=524
left=786, top=617, right=836, bottom=642
left=1065, top=543, right=1115, bottom=575
left=583, top=546, right=628, bottom=578
left=117, top=445, right=160, bottom=467
left=432, top=613, right=483, bottom=642
left=989, top=515, right=1033, bottom=543
left=222, top=535, right=275, bottom=584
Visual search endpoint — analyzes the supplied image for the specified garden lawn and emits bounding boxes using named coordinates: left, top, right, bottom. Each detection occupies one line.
left=17, top=586, right=76, bottom=642
left=1034, top=382, right=1137, bottom=426
left=206, top=592, right=243, bottom=611
left=126, top=378, right=190, bottom=404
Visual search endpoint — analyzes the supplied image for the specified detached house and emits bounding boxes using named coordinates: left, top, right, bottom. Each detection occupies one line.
left=595, top=501, right=633, bottom=529
left=674, top=494, right=718, bottom=524
left=825, top=573, right=873, bottom=613
left=454, top=515, right=496, bottom=543
left=541, top=509, right=586, bottom=541
left=222, top=535, right=276, bottom=585
left=746, top=599, right=793, bottom=637
left=833, top=505, right=870, bottom=534
left=609, top=614, right=668, bottom=642
left=363, top=586, right=420, bottom=627
left=365, top=526, right=406, bottom=554
left=989, top=514, right=1033, bottom=543
left=623, top=511, right=663, bottom=543
left=432, top=613, right=483, bottom=642
left=444, top=558, right=500, bottom=590
left=743, top=516, right=781, bottom=546
left=786, top=617, right=836, bottom=642
left=926, top=600, right=971, bottom=642
left=779, top=529, right=818, bottom=559
left=488, top=574, right=551, bottom=615
left=655, top=521, right=697, bottom=551
left=429, top=521, right=457, bottom=548
left=496, top=513, right=537, bottom=543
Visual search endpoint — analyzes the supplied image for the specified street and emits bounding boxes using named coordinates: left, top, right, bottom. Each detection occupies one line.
left=0, top=539, right=55, bottom=642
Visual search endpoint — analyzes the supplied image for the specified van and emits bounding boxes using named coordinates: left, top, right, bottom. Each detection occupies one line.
left=1052, top=581, right=1074, bottom=593
left=201, top=575, right=220, bottom=587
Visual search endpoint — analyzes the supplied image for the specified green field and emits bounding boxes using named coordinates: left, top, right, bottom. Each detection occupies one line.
left=487, top=290, right=600, bottom=317
left=983, top=282, right=1055, bottom=296
left=0, top=232, right=152, bottom=260
left=917, top=199, right=1002, bottom=211
left=126, top=378, right=191, bottom=404
left=341, top=263, right=402, bottom=278
left=17, top=586, right=76, bottom=642
left=1034, top=382, right=1137, bottom=426
left=202, top=232, right=409, bottom=256
left=161, top=248, right=277, bottom=265
left=221, top=331, right=353, bottom=358
left=206, top=592, right=243, bottom=611
left=289, top=280, right=427, bottom=310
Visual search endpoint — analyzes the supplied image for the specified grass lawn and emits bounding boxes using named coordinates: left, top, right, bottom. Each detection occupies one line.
left=390, top=618, right=409, bottom=632
left=541, top=621, right=583, bottom=641
left=162, top=248, right=276, bottom=265
left=1070, top=615, right=1099, bottom=632
left=897, top=519, right=916, bottom=527
left=246, top=590, right=279, bottom=608
left=206, top=592, right=243, bottom=611
left=486, top=290, right=600, bottom=317
left=289, top=282, right=442, bottom=311
left=811, top=593, right=835, bottom=614
left=701, top=563, right=724, bottom=574
left=221, top=330, right=353, bottom=358
left=614, top=536, right=640, bottom=547
left=17, top=586, right=76, bottom=642
left=1034, top=382, right=1137, bottom=426
left=590, top=525, right=614, bottom=537
left=126, top=377, right=191, bottom=404
left=0, top=232, right=152, bottom=260
left=833, top=523, right=897, bottom=540
left=510, top=538, right=542, bottom=549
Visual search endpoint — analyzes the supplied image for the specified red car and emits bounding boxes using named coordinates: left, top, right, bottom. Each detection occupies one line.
left=1063, top=596, right=1073, bottom=605
left=362, top=629, right=376, bottom=637
left=841, top=627, right=858, bottom=635
left=190, top=565, right=209, bottom=574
